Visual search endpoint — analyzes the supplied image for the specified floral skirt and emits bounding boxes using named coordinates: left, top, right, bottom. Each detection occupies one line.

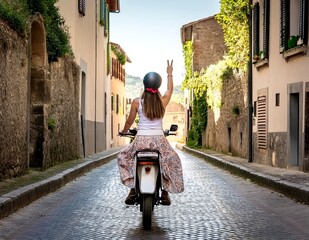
left=117, top=135, right=184, bottom=193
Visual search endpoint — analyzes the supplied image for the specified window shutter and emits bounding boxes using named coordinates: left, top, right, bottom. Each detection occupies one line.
left=111, top=95, right=114, bottom=111
left=263, top=0, right=270, bottom=58
left=78, top=0, right=86, bottom=16
left=257, top=95, right=267, bottom=150
left=280, top=0, right=289, bottom=53
left=116, top=94, right=119, bottom=114
left=100, top=0, right=105, bottom=22
left=104, top=3, right=110, bottom=37
left=253, top=3, right=260, bottom=57
left=299, top=0, right=308, bottom=45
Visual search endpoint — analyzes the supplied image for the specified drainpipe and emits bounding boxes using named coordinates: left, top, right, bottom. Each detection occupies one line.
left=95, top=0, right=98, bottom=152
left=248, top=0, right=253, bottom=162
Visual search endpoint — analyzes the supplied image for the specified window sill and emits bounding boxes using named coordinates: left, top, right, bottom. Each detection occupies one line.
left=253, top=58, right=268, bottom=69
left=283, top=45, right=307, bottom=59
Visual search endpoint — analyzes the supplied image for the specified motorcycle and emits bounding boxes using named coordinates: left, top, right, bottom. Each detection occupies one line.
left=119, top=124, right=178, bottom=230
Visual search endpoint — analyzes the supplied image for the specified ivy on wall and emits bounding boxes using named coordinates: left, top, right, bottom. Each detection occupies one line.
left=187, top=92, right=208, bottom=148
left=181, top=0, right=249, bottom=147
left=111, top=44, right=126, bottom=65
left=215, top=0, right=250, bottom=71
left=181, top=41, right=209, bottom=148
left=182, top=41, right=194, bottom=89
left=0, top=0, right=72, bottom=62
left=0, top=0, right=28, bottom=34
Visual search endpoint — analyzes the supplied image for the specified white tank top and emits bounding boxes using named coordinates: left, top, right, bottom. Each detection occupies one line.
left=138, top=98, right=163, bottom=130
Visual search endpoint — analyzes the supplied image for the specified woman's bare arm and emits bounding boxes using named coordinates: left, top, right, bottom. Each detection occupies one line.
left=162, top=60, right=173, bottom=108
left=120, top=98, right=139, bottom=133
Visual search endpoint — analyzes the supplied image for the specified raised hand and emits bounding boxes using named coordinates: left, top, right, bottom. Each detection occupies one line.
left=167, top=60, right=173, bottom=75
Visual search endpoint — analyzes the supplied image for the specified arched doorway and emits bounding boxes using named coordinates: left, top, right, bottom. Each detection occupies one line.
left=29, top=14, right=48, bottom=168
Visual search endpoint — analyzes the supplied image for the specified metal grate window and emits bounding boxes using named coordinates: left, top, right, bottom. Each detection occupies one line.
left=257, top=95, right=267, bottom=149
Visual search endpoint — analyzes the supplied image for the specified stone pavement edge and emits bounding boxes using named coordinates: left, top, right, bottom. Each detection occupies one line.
left=0, top=146, right=125, bottom=220
left=1, top=144, right=309, bottom=220
left=176, top=144, right=309, bottom=205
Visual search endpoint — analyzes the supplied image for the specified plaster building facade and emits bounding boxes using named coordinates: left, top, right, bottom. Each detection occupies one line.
left=163, top=101, right=185, bottom=143
left=109, top=42, right=131, bottom=147
left=57, top=0, right=120, bottom=155
left=0, top=0, right=122, bottom=180
left=251, top=0, right=309, bottom=171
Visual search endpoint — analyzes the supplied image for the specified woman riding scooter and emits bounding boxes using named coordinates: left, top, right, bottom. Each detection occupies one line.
left=117, top=60, right=184, bottom=205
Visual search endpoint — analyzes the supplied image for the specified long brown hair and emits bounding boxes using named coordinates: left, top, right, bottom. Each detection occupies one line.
left=141, top=91, right=165, bottom=120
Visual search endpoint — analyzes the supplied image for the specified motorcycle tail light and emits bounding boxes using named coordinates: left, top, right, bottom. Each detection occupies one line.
left=145, top=166, right=151, bottom=173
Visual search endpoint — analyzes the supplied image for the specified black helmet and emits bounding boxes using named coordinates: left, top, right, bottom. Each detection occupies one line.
left=143, top=72, right=162, bottom=89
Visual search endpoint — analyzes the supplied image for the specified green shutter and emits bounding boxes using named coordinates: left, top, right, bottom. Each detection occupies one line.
left=263, top=0, right=270, bottom=58
left=104, top=3, right=110, bottom=37
left=253, top=3, right=260, bottom=57
left=100, top=0, right=104, bottom=22
left=280, top=0, right=289, bottom=53
left=299, top=0, right=308, bottom=45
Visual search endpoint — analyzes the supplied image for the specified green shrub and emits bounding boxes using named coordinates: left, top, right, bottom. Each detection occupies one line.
left=48, top=117, right=57, bottom=131
left=0, top=0, right=72, bottom=62
left=0, top=1, right=28, bottom=34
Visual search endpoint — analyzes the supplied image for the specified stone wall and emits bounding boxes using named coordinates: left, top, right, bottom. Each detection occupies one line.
left=186, top=16, right=227, bottom=72
left=0, top=20, right=29, bottom=179
left=182, top=16, right=248, bottom=158
left=48, top=58, right=80, bottom=167
left=205, top=74, right=248, bottom=158
left=0, top=18, right=80, bottom=179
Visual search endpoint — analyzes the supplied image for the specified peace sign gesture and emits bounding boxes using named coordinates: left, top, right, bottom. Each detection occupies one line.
left=167, top=60, right=173, bottom=75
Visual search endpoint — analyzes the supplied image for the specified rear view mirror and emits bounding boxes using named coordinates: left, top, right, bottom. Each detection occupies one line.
left=169, top=124, right=178, bottom=132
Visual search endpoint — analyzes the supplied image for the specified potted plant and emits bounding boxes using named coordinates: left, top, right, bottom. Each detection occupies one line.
left=288, top=35, right=300, bottom=49
left=297, top=37, right=303, bottom=46
left=259, top=50, right=264, bottom=59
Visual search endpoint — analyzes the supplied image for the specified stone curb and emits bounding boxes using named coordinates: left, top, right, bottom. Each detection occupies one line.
left=0, top=151, right=121, bottom=220
left=177, top=144, right=309, bottom=205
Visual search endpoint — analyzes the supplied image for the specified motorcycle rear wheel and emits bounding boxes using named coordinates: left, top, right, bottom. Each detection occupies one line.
left=142, top=194, right=153, bottom=230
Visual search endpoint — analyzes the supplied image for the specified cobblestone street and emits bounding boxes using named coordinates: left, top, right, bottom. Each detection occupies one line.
left=1, top=148, right=309, bottom=240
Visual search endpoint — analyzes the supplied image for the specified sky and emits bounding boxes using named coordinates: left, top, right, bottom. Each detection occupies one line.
left=110, top=0, right=220, bottom=86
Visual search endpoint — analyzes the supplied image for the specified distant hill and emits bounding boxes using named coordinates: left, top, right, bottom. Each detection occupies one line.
left=125, top=74, right=144, bottom=100
left=125, top=74, right=184, bottom=105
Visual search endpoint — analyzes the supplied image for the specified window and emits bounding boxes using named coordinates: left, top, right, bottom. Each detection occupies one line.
left=111, top=94, right=114, bottom=111
left=275, top=93, right=280, bottom=106
left=78, top=0, right=86, bottom=16
left=116, top=94, right=119, bottom=114
left=123, top=97, right=125, bottom=115
left=253, top=0, right=270, bottom=60
left=280, top=0, right=308, bottom=52
left=257, top=95, right=267, bottom=149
